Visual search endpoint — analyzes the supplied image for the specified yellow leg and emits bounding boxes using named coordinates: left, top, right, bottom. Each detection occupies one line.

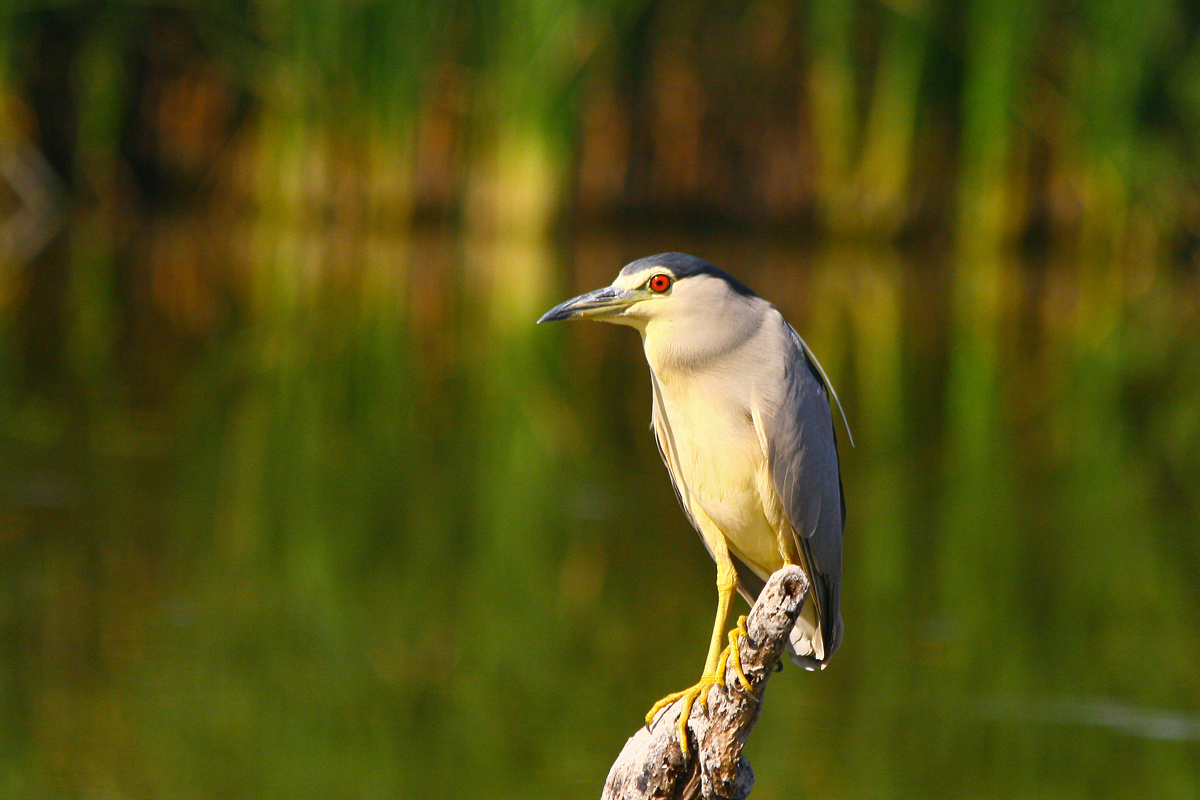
left=645, top=544, right=753, bottom=758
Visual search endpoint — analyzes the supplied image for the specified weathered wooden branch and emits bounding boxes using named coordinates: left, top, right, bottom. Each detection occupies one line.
left=602, top=565, right=810, bottom=800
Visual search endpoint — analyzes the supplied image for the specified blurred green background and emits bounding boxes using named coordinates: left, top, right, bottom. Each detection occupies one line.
left=2, top=1, right=1199, bottom=798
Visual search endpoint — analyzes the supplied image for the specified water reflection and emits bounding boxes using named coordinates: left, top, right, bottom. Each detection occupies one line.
left=1, top=225, right=1198, bottom=799
left=981, top=697, right=1200, bottom=743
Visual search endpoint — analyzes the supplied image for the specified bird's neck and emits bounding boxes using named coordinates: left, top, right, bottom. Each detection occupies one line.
left=641, top=307, right=767, bottom=378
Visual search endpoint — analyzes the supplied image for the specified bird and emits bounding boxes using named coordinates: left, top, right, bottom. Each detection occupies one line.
left=538, top=252, right=849, bottom=756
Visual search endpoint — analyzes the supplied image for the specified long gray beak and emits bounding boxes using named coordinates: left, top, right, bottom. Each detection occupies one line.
left=537, top=285, right=639, bottom=323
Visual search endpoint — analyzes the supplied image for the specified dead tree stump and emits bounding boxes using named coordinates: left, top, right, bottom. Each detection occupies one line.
left=601, top=565, right=810, bottom=800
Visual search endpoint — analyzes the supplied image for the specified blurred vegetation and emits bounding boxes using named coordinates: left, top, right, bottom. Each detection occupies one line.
left=5, top=0, right=1200, bottom=251
left=0, top=1, right=1199, bottom=799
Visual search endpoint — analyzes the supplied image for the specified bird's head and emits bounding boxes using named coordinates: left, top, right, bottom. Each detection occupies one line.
left=538, top=253, right=759, bottom=337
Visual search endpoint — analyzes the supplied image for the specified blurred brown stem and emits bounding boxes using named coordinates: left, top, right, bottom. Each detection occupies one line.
left=601, top=565, right=810, bottom=800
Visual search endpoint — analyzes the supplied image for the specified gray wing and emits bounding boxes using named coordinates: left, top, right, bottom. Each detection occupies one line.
left=765, top=324, right=845, bottom=665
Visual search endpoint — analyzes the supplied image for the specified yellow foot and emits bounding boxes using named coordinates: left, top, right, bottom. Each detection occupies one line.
left=644, top=617, right=756, bottom=759
left=644, top=674, right=721, bottom=759
left=715, top=615, right=753, bottom=694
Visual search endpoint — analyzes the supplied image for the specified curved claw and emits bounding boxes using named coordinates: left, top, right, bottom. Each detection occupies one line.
left=725, top=615, right=754, bottom=693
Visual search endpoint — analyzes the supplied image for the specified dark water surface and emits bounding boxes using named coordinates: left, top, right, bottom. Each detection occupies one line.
left=2, top=227, right=1198, bottom=798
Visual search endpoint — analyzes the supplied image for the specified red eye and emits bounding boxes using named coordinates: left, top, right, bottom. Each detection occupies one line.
left=649, top=274, right=672, bottom=293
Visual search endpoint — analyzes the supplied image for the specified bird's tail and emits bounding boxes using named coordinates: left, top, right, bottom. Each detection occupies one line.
left=786, top=600, right=842, bottom=671
left=732, top=555, right=842, bottom=671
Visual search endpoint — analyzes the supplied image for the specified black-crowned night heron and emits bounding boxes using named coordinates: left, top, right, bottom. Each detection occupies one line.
left=539, top=253, right=849, bottom=755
